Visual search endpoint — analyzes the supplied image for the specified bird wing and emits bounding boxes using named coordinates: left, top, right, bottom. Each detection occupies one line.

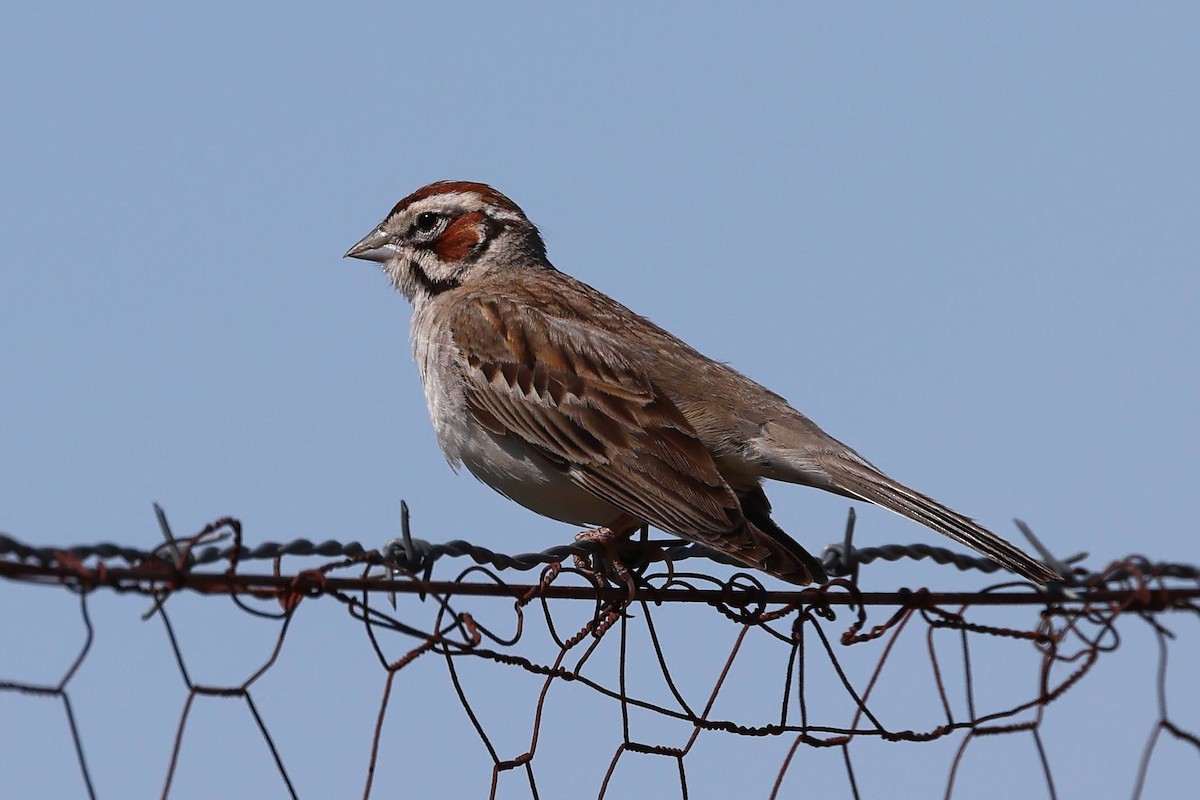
left=447, top=293, right=744, bottom=539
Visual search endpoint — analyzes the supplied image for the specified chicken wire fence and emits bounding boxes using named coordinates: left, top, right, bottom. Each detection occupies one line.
left=2, top=505, right=1198, bottom=800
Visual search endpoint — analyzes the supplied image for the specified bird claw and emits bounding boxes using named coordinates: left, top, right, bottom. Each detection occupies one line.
left=573, top=527, right=640, bottom=601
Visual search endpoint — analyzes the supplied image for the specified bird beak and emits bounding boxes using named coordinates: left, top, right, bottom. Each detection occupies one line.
left=344, top=227, right=397, bottom=263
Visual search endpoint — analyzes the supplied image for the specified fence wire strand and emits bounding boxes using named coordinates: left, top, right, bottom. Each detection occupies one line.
left=1, top=507, right=1197, bottom=799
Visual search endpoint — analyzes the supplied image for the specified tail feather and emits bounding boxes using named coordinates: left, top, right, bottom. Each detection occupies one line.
left=828, top=457, right=1060, bottom=583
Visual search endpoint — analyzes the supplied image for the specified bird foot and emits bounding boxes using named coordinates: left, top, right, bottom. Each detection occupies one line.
left=573, top=524, right=642, bottom=599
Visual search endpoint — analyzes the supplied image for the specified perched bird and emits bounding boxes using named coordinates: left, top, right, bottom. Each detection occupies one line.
left=346, top=181, right=1060, bottom=586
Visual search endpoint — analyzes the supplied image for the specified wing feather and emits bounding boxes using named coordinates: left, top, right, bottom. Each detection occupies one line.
left=446, top=293, right=824, bottom=585
left=450, top=295, right=740, bottom=539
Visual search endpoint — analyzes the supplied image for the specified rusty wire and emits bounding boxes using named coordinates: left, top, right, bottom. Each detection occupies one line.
left=1, top=508, right=1197, bottom=799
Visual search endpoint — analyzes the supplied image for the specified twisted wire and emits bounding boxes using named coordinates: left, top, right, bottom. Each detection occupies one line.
left=2, top=529, right=1195, bottom=587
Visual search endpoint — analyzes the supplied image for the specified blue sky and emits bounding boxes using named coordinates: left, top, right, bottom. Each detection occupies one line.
left=2, top=4, right=1197, bottom=798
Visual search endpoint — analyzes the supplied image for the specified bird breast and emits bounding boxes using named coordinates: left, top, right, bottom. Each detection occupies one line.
left=409, top=299, right=622, bottom=527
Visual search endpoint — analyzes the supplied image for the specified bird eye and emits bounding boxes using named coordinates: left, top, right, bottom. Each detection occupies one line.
left=414, top=212, right=440, bottom=233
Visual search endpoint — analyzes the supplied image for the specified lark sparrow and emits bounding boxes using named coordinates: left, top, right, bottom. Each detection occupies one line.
left=346, top=181, right=1060, bottom=586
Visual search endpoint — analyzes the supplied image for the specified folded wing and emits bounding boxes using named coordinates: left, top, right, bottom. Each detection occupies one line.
left=448, top=294, right=825, bottom=584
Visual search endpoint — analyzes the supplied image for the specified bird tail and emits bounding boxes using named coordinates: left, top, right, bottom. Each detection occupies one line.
left=824, top=456, right=1060, bottom=583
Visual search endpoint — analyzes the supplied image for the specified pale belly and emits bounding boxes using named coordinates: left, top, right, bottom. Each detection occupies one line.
left=457, top=426, right=624, bottom=526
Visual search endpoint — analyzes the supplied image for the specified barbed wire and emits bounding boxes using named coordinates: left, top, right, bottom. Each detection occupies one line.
left=2, top=502, right=1187, bottom=589
left=2, top=506, right=1197, bottom=799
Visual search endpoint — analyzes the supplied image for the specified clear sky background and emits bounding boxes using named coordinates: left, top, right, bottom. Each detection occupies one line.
left=2, top=3, right=1197, bottom=799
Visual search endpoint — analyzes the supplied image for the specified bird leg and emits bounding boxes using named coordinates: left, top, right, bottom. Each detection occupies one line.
left=573, top=515, right=645, bottom=597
